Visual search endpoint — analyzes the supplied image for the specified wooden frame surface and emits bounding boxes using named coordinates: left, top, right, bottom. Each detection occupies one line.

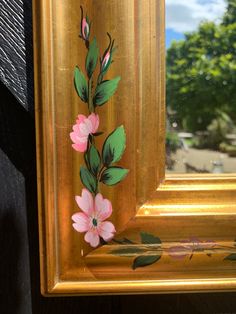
left=33, top=0, right=236, bottom=296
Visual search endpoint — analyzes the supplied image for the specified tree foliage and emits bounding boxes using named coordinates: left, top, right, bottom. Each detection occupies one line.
left=167, top=0, right=236, bottom=132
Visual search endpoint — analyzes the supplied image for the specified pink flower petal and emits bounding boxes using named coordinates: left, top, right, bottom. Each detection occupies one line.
left=84, top=118, right=94, bottom=133
left=204, top=240, right=216, bottom=249
left=70, top=131, right=87, bottom=144
left=98, top=221, right=116, bottom=241
left=72, top=212, right=90, bottom=232
left=167, top=246, right=191, bottom=260
left=72, top=124, right=80, bottom=132
left=102, top=52, right=110, bottom=68
left=72, top=142, right=87, bottom=152
left=79, top=122, right=91, bottom=136
left=84, top=230, right=100, bottom=247
left=88, top=113, right=99, bottom=133
left=76, top=114, right=86, bottom=124
left=70, top=131, right=78, bottom=143
left=95, top=193, right=112, bottom=221
left=72, top=125, right=88, bottom=141
left=75, top=189, right=94, bottom=214
left=82, top=18, right=89, bottom=39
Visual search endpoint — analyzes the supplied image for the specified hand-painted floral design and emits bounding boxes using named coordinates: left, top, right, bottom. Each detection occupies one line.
left=167, top=237, right=216, bottom=260
left=70, top=113, right=99, bottom=152
left=110, top=233, right=236, bottom=270
left=72, top=189, right=116, bottom=247
left=80, top=6, right=90, bottom=42
left=82, top=18, right=90, bottom=40
left=100, top=33, right=115, bottom=77
left=167, top=245, right=191, bottom=260
left=71, top=7, right=129, bottom=248
left=71, top=7, right=236, bottom=261
left=101, top=51, right=110, bottom=70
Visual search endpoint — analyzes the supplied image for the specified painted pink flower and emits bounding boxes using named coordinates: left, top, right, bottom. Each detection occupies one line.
left=70, top=113, right=99, bottom=152
left=167, top=238, right=216, bottom=260
left=167, top=245, right=191, bottom=260
left=72, top=189, right=116, bottom=247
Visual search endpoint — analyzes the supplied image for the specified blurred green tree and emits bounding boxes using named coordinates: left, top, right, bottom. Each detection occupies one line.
left=167, top=0, right=236, bottom=132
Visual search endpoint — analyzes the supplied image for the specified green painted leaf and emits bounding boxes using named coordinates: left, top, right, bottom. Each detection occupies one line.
left=110, top=247, right=146, bottom=256
left=84, top=152, right=90, bottom=171
left=88, top=145, right=101, bottom=176
left=224, top=253, right=236, bottom=261
left=80, top=166, right=97, bottom=194
left=93, top=76, right=120, bottom=106
left=74, top=67, right=88, bottom=102
left=132, top=255, right=162, bottom=270
left=102, top=125, right=126, bottom=166
left=101, top=167, right=129, bottom=186
left=140, top=232, right=162, bottom=245
left=86, top=37, right=99, bottom=78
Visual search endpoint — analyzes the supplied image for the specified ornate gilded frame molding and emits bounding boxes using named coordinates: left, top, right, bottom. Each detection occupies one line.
left=33, top=0, right=236, bottom=295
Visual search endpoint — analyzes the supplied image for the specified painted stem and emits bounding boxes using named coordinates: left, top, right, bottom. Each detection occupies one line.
left=88, top=78, right=94, bottom=113
left=97, top=72, right=103, bottom=85
left=110, top=245, right=236, bottom=256
left=98, top=165, right=106, bottom=182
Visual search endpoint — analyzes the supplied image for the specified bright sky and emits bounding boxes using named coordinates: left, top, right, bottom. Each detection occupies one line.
left=166, top=0, right=227, bottom=47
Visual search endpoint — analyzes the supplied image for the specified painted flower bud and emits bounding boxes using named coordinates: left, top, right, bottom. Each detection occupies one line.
left=100, top=33, right=115, bottom=74
left=101, top=51, right=110, bottom=70
left=82, top=17, right=90, bottom=41
left=80, top=6, right=90, bottom=41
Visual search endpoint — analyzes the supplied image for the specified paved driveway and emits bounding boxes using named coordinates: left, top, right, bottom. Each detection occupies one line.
left=168, top=148, right=236, bottom=174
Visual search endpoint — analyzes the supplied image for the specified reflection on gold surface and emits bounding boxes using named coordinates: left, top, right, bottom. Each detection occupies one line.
left=166, top=1, right=236, bottom=174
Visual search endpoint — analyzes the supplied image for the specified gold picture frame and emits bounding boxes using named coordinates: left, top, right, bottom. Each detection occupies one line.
left=33, top=0, right=236, bottom=296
